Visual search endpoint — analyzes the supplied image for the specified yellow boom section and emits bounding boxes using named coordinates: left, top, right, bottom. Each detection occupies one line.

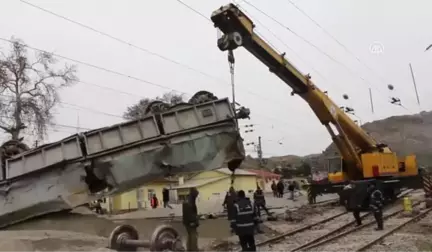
left=210, top=4, right=390, bottom=179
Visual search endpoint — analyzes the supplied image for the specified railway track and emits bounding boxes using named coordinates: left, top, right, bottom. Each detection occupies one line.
left=252, top=189, right=422, bottom=252
left=297, top=201, right=431, bottom=252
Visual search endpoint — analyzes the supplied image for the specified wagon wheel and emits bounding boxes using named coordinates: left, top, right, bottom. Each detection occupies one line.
left=144, top=100, right=171, bottom=116
left=188, top=91, right=218, bottom=105
left=0, top=139, right=30, bottom=160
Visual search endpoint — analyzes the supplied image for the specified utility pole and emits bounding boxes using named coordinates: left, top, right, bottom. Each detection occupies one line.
left=76, top=112, right=80, bottom=133
left=409, top=63, right=421, bottom=106
left=256, top=136, right=266, bottom=189
left=369, top=88, right=374, bottom=114
left=257, top=136, right=263, bottom=167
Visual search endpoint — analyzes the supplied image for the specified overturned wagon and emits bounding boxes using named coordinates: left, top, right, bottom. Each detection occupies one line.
left=0, top=91, right=247, bottom=228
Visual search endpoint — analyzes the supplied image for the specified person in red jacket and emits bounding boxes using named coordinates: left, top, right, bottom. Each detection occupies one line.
left=151, top=194, right=159, bottom=209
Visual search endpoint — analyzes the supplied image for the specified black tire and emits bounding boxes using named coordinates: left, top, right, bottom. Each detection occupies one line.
left=188, top=91, right=218, bottom=104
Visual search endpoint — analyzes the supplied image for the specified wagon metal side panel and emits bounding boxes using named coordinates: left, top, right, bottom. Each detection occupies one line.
left=5, top=136, right=83, bottom=179
left=162, top=98, right=234, bottom=134
left=83, top=116, right=160, bottom=156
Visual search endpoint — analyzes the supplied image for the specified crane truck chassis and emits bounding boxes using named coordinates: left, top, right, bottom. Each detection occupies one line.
left=210, top=4, right=426, bottom=206
left=0, top=91, right=246, bottom=228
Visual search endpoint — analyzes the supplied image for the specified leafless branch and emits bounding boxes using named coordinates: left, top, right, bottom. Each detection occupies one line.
left=0, top=37, right=78, bottom=142
left=123, top=91, right=185, bottom=120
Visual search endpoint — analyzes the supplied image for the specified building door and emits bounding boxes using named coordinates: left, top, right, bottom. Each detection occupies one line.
left=136, top=188, right=144, bottom=209
left=112, top=195, right=122, bottom=212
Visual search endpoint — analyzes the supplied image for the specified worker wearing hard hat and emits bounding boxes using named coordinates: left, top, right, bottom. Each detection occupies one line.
left=368, top=182, right=384, bottom=230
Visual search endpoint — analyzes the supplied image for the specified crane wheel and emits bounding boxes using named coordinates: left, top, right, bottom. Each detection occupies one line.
left=1, top=139, right=30, bottom=159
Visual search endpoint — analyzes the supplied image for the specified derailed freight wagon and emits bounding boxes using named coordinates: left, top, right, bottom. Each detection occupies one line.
left=0, top=91, right=247, bottom=228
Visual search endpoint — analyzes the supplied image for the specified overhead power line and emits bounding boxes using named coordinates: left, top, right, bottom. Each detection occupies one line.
left=3, top=3, right=353, bottom=137
left=0, top=94, right=124, bottom=119
left=0, top=37, right=185, bottom=94
left=175, top=0, right=211, bottom=21
left=0, top=38, right=305, bottom=133
left=19, top=0, right=213, bottom=81
left=19, top=0, right=285, bottom=107
left=285, top=0, right=394, bottom=92
left=0, top=114, right=92, bottom=131
left=241, top=1, right=380, bottom=90
left=240, top=0, right=413, bottom=113
left=2, top=9, right=318, bottom=131
left=234, top=3, right=345, bottom=96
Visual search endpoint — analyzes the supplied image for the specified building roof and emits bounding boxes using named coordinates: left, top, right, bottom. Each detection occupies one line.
left=247, top=169, right=281, bottom=178
left=216, top=168, right=256, bottom=176
left=172, top=177, right=225, bottom=189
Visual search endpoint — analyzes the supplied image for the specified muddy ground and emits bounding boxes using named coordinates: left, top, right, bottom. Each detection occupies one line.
left=2, top=206, right=280, bottom=251
left=2, top=192, right=430, bottom=251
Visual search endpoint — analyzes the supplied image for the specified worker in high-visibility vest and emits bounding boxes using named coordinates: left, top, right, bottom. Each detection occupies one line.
left=368, top=182, right=384, bottom=230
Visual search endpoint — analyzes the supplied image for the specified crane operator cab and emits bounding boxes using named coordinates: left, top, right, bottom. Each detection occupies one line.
left=326, top=156, right=346, bottom=184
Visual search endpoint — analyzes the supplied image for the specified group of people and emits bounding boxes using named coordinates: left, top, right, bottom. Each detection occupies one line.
left=149, top=187, right=173, bottom=209
left=271, top=180, right=285, bottom=198
left=178, top=180, right=385, bottom=252
left=271, top=180, right=299, bottom=199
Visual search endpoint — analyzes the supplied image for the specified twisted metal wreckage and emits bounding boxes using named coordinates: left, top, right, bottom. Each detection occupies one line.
left=0, top=91, right=249, bottom=228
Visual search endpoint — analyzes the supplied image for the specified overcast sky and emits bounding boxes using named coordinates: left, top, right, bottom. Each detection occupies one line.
left=1, top=0, right=432, bottom=157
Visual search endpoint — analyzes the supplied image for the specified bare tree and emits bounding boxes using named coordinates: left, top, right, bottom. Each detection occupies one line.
left=123, top=91, right=184, bottom=120
left=0, top=38, right=78, bottom=142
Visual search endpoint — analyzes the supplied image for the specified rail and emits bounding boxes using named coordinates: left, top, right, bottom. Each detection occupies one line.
left=294, top=200, right=425, bottom=251
left=251, top=189, right=417, bottom=251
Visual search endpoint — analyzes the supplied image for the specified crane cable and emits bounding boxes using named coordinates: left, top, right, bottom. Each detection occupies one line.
left=228, top=49, right=237, bottom=187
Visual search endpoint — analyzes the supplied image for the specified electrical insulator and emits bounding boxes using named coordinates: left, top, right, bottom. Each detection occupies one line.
left=390, top=97, right=401, bottom=106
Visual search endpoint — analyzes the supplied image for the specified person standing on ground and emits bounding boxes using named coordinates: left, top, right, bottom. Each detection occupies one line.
left=343, top=183, right=362, bottom=226
left=253, top=186, right=271, bottom=218
left=368, top=182, right=384, bottom=230
left=277, top=180, right=284, bottom=198
left=162, top=188, right=173, bottom=209
left=232, top=190, right=258, bottom=252
left=96, top=199, right=104, bottom=214
left=271, top=181, right=277, bottom=197
left=151, top=194, right=159, bottom=209
left=288, top=182, right=295, bottom=200
left=223, top=186, right=237, bottom=233
left=182, top=187, right=200, bottom=251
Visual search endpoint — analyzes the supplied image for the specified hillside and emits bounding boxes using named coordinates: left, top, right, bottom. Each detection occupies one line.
left=244, top=110, right=432, bottom=171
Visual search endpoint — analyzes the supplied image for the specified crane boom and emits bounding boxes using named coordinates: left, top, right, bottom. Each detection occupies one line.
left=210, top=4, right=392, bottom=179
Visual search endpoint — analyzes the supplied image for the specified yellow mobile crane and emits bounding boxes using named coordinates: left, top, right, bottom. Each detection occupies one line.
left=210, top=4, right=424, bottom=203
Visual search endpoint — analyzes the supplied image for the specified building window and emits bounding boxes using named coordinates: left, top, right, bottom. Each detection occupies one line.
left=212, top=193, right=220, bottom=196
left=178, top=195, right=188, bottom=202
